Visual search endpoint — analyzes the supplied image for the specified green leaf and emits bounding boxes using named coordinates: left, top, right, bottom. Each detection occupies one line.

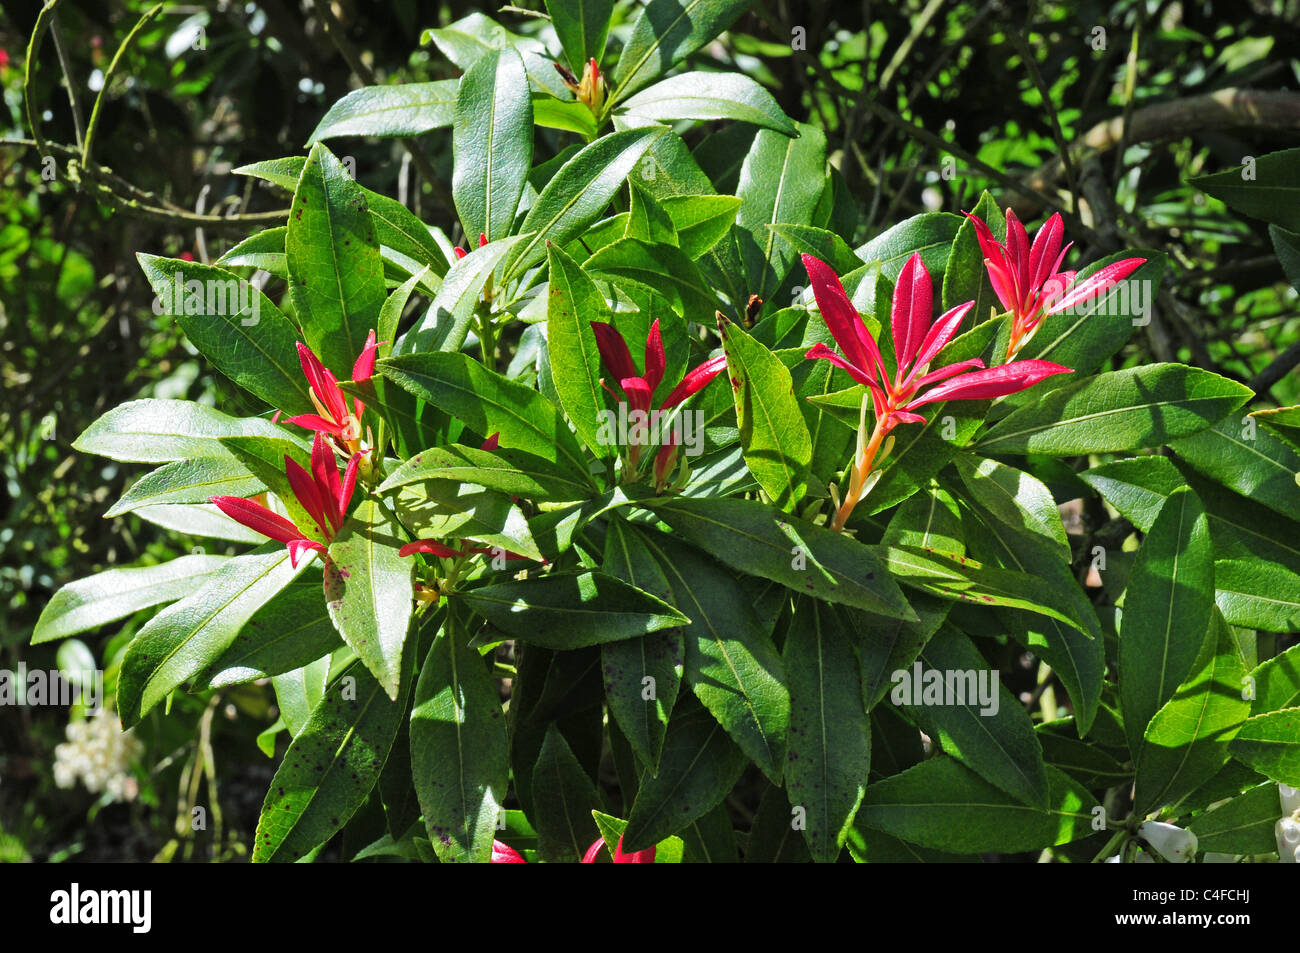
left=768, top=223, right=861, bottom=276
left=410, top=624, right=509, bottom=864
left=734, top=123, right=827, bottom=301
left=136, top=254, right=312, bottom=414
left=458, top=571, right=687, bottom=649
left=952, top=455, right=1070, bottom=561
left=783, top=598, right=871, bottom=862
left=601, top=519, right=683, bottom=772
left=1187, top=783, right=1286, bottom=855
left=1134, top=611, right=1250, bottom=816
left=854, top=758, right=1099, bottom=854
left=453, top=48, right=533, bottom=244
left=608, top=0, right=752, bottom=103
left=75, top=400, right=301, bottom=464
left=1079, top=455, right=1300, bottom=574
left=620, top=72, right=795, bottom=134
left=397, top=235, right=524, bottom=354
left=626, top=182, right=680, bottom=246
left=506, top=127, right=665, bottom=278
left=1170, top=414, right=1300, bottom=524
left=1189, top=148, right=1300, bottom=232
left=1214, top=558, right=1300, bottom=631
left=977, top=364, right=1252, bottom=455
left=546, top=243, right=616, bottom=458
left=1228, top=709, right=1300, bottom=786
left=1119, top=486, right=1215, bottom=757
left=33, top=555, right=230, bottom=645
left=1270, top=227, right=1300, bottom=293
left=896, top=626, right=1051, bottom=809
left=391, top=480, right=542, bottom=560
left=307, top=81, right=459, bottom=142
left=379, top=443, right=590, bottom=501
left=1248, top=643, right=1300, bottom=716
left=643, top=496, right=914, bottom=618
left=661, top=194, right=742, bottom=258
left=638, top=533, right=790, bottom=782
left=132, top=502, right=265, bottom=543
left=622, top=697, right=748, bottom=852
left=233, top=156, right=306, bottom=191
left=377, top=351, right=593, bottom=481
left=875, top=544, right=1087, bottom=634
left=253, top=647, right=413, bottom=862
left=745, top=784, right=812, bottom=862
left=217, top=227, right=287, bottom=274
left=117, top=546, right=306, bottom=727
left=584, top=237, right=716, bottom=318
left=323, top=499, right=414, bottom=700
left=716, top=313, right=811, bottom=510
left=365, top=188, right=450, bottom=275
left=422, top=12, right=547, bottom=71
left=201, top=579, right=341, bottom=687
left=286, top=142, right=387, bottom=377
left=545, top=0, right=615, bottom=73
left=104, top=457, right=263, bottom=517
left=855, top=212, right=962, bottom=281
left=590, top=811, right=686, bottom=862
left=532, top=725, right=602, bottom=861
left=272, top=658, right=330, bottom=738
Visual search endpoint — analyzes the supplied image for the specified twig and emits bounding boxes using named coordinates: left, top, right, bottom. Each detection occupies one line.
left=82, top=4, right=163, bottom=171
left=49, top=8, right=85, bottom=151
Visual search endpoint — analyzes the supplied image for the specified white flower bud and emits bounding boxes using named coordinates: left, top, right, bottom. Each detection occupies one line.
left=1138, top=820, right=1197, bottom=863
left=1277, top=814, right=1300, bottom=862
left=1280, top=784, right=1300, bottom=817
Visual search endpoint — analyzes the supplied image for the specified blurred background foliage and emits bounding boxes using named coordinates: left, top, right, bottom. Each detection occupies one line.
left=1, top=0, right=1297, bottom=860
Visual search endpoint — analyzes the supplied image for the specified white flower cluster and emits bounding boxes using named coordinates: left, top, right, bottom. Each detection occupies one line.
left=52, top=709, right=142, bottom=802
left=1276, top=784, right=1300, bottom=863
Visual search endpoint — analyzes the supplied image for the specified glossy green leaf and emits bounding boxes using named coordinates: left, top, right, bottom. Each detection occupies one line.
left=952, top=454, right=1070, bottom=561
left=117, top=546, right=306, bottom=727
left=621, top=71, right=795, bottom=134
left=1134, top=610, right=1250, bottom=816
left=217, top=226, right=287, bottom=274
left=33, top=555, right=230, bottom=645
left=254, top=648, right=412, bottom=862
left=532, top=725, right=602, bottom=862
left=734, top=123, right=827, bottom=301
left=855, top=212, right=961, bottom=281
left=137, top=254, right=312, bottom=414
left=506, top=127, right=665, bottom=277
left=307, top=81, right=459, bottom=142
left=601, top=519, right=683, bottom=771
left=458, top=571, right=687, bottom=649
left=324, top=499, right=414, bottom=700
left=783, top=598, right=871, bottom=862
left=584, top=237, right=716, bottom=318
left=202, top=579, right=341, bottom=688
left=410, top=626, right=509, bottom=864
left=104, top=457, right=263, bottom=517
left=638, top=533, right=790, bottom=782
left=1248, top=643, right=1300, bottom=716
left=546, top=243, right=615, bottom=458
left=1119, top=486, right=1215, bottom=756
left=1170, top=414, right=1300, bottom=523
left=608, top=0, right=752, bottom=103
left=1186, top=782, right=1286, bottom=855
left=1189, top=148, right=1300, bottom=232
left=977, top=364, right=1253, bottom=455
left=622, top=697, right=748, bottom=852
left=716, top=313, right=811, bottom=510
left=545, top=0, right=614, bottom=73
left=854, top=758, right=1099, bottom=854
left=379, top=442, right=589, bottom=501
left=1214, top=558, right=1300, bottom=631
left=643, top=496, right=913, bottom=618
left=897, top=626, right=1050, bottom=809
left=286, top=142, right=387, bottom=377
left=1228, top=710, right=1300, bottom=786
left=453, top=48, right=533, bottom=244
left=377, top=351, right=593, bottom=481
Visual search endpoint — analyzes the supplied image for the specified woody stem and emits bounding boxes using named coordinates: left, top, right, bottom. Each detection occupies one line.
left=830, top=413, right=891, bottom=532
